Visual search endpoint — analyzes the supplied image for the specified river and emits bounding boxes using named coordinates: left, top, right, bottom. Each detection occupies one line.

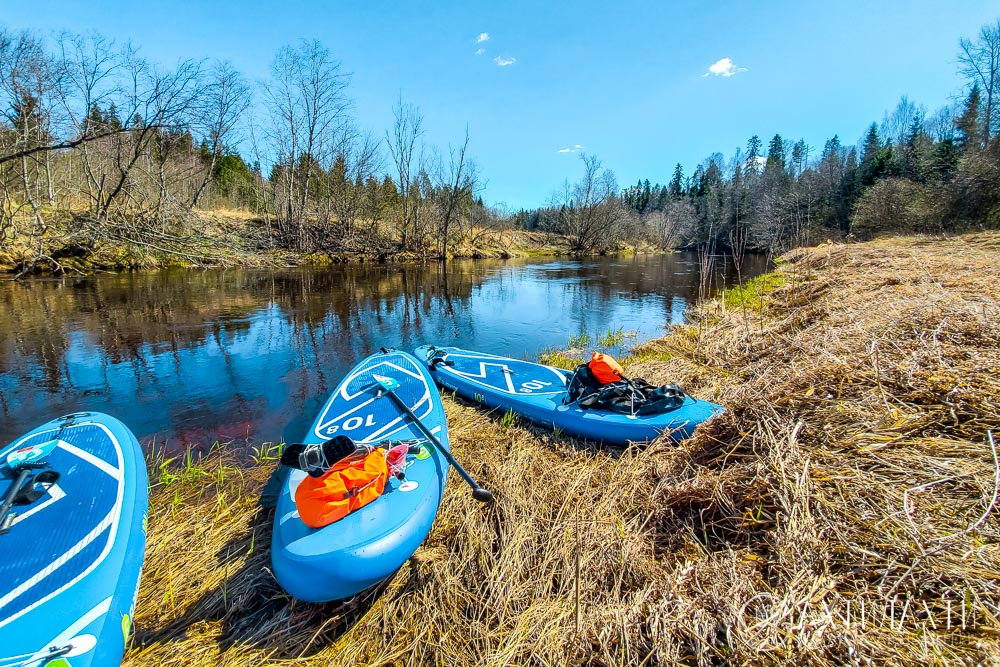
left=0, top=253, right=767, bottom=447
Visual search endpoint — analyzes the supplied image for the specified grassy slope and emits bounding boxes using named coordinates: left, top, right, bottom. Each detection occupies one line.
left=125, top=233, right=1000, bottom=666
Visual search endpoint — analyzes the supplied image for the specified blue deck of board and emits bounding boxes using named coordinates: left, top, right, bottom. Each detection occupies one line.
left=414, top=345, right=722, bottom=445
left=271, top=350, right=450, bottom=602
left=0, top=412, right=147, bottom=667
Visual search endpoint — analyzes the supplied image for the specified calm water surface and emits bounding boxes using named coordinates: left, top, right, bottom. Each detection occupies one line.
left=0, top=254, right=767, bottom=447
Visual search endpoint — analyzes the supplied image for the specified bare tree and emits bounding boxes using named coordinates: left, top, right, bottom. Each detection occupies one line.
left=880, top=96, right=925, bottom=147
left=959, top=19, right=1000, bottom=144
left=323, top=130, right=383, bottom=247
left=94, top=49, right=203, bottom=222
left=551, top=153, right=625, bottom=254
left=385, top=96, right=423, bottom=250
left=264, top=40, right=351, bottom=249
left=190, top=60, right=251, bottom=207
left=926, top=103, right=958, bottom=142
left=0, top=29, right=59, bottom=235
left=432, top=127, right=477, bottom=258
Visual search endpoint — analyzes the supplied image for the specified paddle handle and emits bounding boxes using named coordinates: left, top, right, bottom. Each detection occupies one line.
left=381, top=386, right=494, bottom=503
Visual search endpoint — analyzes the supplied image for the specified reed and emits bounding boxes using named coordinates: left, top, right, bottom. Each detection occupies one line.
left=125, top=232, right=1000, bottom=666
left=568, top=330, right=592, bottom=349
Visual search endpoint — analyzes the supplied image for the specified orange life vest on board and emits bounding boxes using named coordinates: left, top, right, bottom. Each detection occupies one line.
left=295, top=448, right=389, bottom=528
left=588, top=352, right=624, bottom=385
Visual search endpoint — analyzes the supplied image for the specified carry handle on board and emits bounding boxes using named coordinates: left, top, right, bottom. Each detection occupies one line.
left=371, top=371, right=494, bottom=503
left=426, top=347, right=456, bottom=370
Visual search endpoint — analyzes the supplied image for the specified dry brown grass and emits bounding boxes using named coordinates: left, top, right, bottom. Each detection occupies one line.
left=125, top=233, right=1000, bottom=666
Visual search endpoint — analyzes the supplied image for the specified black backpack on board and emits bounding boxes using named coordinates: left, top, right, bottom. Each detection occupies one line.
left=564, top=364, right=687, bottom=416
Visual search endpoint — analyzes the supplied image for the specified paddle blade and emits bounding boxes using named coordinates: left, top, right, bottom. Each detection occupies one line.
left=373, top=374, right=400, bottom=391
left=5, top=439, right=60, bottom=471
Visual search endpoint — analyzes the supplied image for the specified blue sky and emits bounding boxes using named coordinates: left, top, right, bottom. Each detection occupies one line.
left=1, top=0, right=996, bottom=209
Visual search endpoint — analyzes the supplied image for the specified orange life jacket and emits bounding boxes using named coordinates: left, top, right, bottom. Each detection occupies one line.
left=588, top=351, right=624, bottom=385
left=295, top=448, right=388, bottom=528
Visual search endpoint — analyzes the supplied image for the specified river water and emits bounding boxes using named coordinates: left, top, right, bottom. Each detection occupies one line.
left=0, top=253, right=767, bottom=447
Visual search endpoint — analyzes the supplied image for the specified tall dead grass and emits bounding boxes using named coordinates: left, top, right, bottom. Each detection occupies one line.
left=125, top=233, right=1000, bottom=666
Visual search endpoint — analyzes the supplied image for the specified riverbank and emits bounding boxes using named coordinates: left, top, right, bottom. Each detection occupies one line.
left=123, top=232, right=1000, bottom=665
left=0, top=208, right=647, bottom=276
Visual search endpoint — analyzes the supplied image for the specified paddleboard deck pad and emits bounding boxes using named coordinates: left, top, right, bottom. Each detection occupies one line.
left=271, top=349, right=450, bottom=602
left=0, top=412, right=148, bottom=667
left=414, top=345, right=722, bottom=445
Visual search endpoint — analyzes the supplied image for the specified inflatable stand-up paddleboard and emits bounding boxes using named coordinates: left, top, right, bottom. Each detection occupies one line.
left=271, top=350, right=450, bottom=602
left=0, top=412, right=148, bottom=667
left=414, top=345, right=722, bottom=446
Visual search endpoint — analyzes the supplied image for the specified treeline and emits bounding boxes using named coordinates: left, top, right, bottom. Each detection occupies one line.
left=518, top=19, right=1000, bottom=255
left=0, top=32, right=498, bottom=270
left=3, top=21, right=1000, bottom=269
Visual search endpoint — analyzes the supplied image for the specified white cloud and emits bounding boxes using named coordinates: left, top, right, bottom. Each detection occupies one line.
left=494, top=56, right=516, bottom=67
left=703, top=57, right=747, bottom=78
left=476, top=32, right=490, bottom=43
left=558, top=144, right=584, bottom=153
left=475, top=48, right=485, bottom=55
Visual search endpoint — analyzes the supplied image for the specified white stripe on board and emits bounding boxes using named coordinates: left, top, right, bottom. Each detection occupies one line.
left=57, top=441, right=122, bottom=480
left=0, top=511, right=115, bottom=615
left=445, top=360, right=566, bottom=395
left=360, top=387, right=434, bottom=443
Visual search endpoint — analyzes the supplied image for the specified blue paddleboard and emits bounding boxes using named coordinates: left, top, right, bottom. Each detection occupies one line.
left=271, top=350, right=450, bottom=602
left=414, top=345, right=722, bottom=445
left=0, top=412, right=148, bottom=667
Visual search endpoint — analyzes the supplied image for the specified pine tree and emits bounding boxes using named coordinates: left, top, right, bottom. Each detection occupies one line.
left=858, top=124, right=896, bottom=186
left=84, top=103, right=103, bottom=137
left=668, top=163, right=684, bottom=199
left=744, top=135, right=762, bottom=175
left=955, top=84, right=982, bottom=152
left=860, top=123, right=881, bottom=169
left=790, top=140, right=807, bottom=177
left=765, top=134, right=786, bottom=173
left=901, top=116, right=933, bottom=181
left=106, top=103, right=123, bottom=131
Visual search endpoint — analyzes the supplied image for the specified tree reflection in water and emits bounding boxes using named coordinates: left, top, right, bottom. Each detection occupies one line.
left=0, top=254, right=767, bottom=449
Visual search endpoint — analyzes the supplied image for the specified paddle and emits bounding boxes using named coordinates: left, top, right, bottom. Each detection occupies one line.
left=0, top=440, right=58, bottom=534
left=372, top=373, right=494, bottom=503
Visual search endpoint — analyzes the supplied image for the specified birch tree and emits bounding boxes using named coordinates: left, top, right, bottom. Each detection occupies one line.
left=264, top=40, right=351, bottom=249
left=386, top=97, right=423, bottom=250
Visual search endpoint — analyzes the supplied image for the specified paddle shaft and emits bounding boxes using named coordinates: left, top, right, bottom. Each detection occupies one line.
left=379, top=385, right=494, bottom=503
